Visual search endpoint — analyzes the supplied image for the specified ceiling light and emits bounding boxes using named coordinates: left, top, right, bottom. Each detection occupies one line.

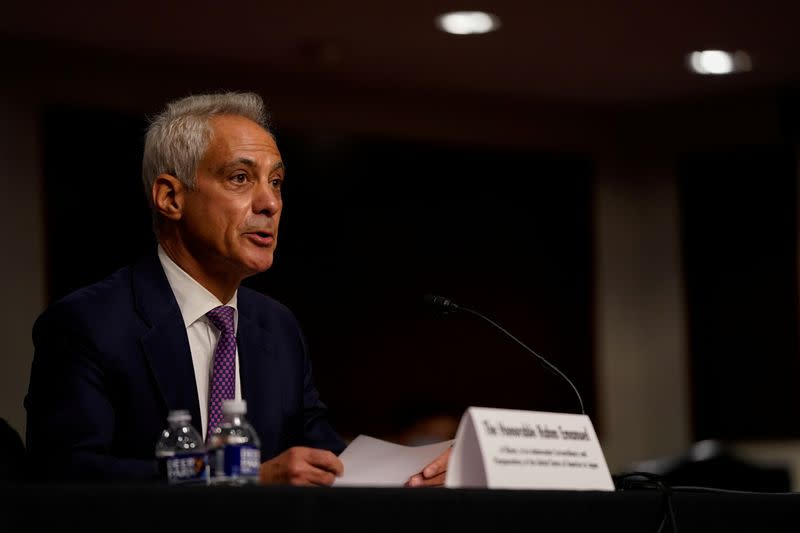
left=435, top=11, right=501, bottom=35
left=687, top=50, right=752, bottom=75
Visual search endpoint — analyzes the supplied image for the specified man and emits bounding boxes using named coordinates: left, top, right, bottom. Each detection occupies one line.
left=25, top=92, right=448, bottom=486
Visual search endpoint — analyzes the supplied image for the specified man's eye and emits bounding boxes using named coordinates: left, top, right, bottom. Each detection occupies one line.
left=270, top=177, right=283, bottom=189
left=231, top=173, right=247, bottom=184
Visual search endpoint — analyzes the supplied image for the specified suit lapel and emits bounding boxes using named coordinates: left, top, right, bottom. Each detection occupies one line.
left=133, top=254, right=202, bottom=429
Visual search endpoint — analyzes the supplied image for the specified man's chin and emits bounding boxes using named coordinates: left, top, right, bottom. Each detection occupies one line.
left=240, top=253, right=275, bottom=276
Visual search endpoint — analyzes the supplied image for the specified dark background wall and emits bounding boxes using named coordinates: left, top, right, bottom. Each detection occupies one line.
left=40, top=98, right=800, bottom=445
left=679, top=145, right=800, bottom=440
left=42, top=106, right=594, bottom=441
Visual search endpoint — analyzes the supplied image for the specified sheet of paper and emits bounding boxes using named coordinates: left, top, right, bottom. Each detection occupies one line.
left=333, top=435, right=454, bottom=487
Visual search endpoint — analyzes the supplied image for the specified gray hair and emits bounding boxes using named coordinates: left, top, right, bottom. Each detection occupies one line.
left=142, top=92, right=270, bottom=223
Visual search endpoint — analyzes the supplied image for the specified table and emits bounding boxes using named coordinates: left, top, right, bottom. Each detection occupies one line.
left=2, top=483, right=799, bottom=532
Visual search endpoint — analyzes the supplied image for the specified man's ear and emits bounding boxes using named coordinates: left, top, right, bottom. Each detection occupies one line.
left=152, top=174, right=186, bottom=221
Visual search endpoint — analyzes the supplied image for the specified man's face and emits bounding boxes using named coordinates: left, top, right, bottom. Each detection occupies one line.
left=179, top=114, right=284, bottom=280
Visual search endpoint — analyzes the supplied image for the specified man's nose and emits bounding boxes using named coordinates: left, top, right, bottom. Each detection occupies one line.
left=253, top=179, right=281, bottom=215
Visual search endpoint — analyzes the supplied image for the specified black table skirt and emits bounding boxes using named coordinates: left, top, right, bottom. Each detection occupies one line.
left=2, top=482, right=799, bottom=533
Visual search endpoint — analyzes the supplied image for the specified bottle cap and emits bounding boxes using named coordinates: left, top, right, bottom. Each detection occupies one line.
left=222, top=399, right=247, bottom=415
left=167, top=409, right=191, bottom=423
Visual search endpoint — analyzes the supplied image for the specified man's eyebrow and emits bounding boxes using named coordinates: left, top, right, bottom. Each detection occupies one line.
left=215, top=157, right=256, bottom=173
left=214, top=158, right=285, bottom=174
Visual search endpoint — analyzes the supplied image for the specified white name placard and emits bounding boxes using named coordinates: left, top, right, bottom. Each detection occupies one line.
left=445, top=407, right=614, bottom=491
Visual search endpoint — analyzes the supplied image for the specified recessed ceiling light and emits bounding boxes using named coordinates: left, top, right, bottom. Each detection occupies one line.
left=687, top=50, right=752, bottom=75
left=435, top=11, right=501, bottom=35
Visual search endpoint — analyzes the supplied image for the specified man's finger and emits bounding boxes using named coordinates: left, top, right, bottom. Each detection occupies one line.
left=406, top=474, right=423, bottom=487
left=307, top=466, right=338, bottom=487
left=284, top=456, right=338, bottom=486
left=408, top=471, right=446, bottom=487
left=422, top=447, right=452, bottom=479
left=291, top=458, right=337, bottom=486
left=306, top=448, right=344, bottom=476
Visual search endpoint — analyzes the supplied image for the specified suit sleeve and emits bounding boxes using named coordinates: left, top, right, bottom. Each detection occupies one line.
left=293, top=329, right=346, bottom=455
left=24, top=309, right=160, bottom=482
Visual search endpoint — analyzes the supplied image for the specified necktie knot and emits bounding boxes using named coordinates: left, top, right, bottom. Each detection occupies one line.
left=206, top=305, right=235, bottom=335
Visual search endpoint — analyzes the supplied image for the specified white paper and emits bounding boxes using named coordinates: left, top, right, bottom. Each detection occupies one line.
left=334, top=435, right=454, bottom=487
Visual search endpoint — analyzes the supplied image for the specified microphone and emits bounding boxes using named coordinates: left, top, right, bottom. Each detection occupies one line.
left=424, top=293, right=585, bottom=415
left=423, top=294, right=460, bottom=313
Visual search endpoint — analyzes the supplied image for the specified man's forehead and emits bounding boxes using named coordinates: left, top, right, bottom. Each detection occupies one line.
left=207, top=116, right=280, bottom=158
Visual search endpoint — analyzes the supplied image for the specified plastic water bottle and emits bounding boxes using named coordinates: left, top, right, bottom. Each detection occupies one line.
left=155, top=410, right=208, bottom=485
left=208, top=399, right=261, bottom=485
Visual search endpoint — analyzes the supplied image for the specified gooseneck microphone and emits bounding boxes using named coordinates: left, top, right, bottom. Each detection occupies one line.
left=424, top=294, right=585, bottom=415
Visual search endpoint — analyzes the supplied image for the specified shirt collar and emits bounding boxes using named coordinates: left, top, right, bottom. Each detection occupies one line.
left=157, top=245, right=238, bottom=329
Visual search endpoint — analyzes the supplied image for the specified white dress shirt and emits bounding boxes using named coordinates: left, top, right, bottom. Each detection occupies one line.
left=157, top=245, right=242, bottom=437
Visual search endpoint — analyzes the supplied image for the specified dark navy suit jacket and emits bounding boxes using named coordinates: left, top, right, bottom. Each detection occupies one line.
left=25, top=254, right=344, bottom=481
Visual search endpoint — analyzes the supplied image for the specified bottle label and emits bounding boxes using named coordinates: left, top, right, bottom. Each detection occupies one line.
left=164, top=452, right=208, bottom=484
left=215, top=444, right=260, bottom=478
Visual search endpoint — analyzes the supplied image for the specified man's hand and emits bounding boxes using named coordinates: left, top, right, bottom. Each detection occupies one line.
left=406, top=446, right=452, bottom=487
left=259, top=446, right=344, bottom=486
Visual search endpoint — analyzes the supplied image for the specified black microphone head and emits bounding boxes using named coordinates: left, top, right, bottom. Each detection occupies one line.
left=423, top=294, right=460, bottom=313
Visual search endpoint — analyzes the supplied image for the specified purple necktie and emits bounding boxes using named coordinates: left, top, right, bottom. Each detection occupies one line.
left=205, top=305, right=236, bottom=441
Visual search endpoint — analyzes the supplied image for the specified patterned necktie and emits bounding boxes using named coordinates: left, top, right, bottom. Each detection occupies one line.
left=205, top=305, right=236, bottom=441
